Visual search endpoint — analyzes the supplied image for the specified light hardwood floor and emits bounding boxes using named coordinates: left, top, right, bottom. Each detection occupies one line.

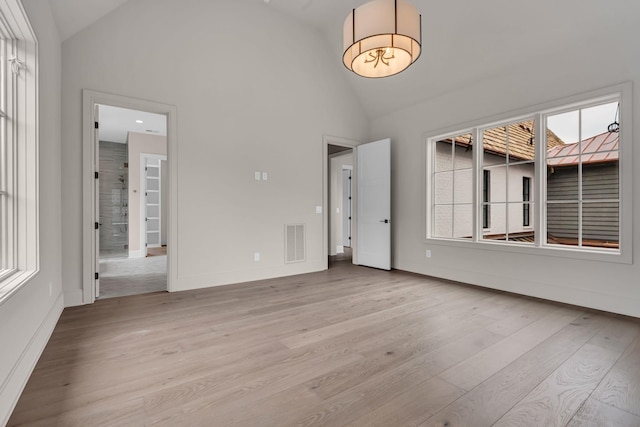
left=9, top=261, right=640, bottom=426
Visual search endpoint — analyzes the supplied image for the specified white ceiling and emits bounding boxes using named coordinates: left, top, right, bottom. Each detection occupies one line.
left=98, top=105, right=167, bottom=144
left=49, top=0, right=634, bottom=119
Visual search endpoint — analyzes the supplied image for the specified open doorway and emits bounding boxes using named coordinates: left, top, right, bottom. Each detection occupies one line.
left=328, top=144, right=354, bottom=266
left=96, top=104, right=168, bottom=299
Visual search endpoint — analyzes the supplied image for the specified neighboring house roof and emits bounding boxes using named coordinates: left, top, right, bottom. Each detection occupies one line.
left=449, top=120, right=565, bottom=161
left=546, top=131, right=619, bottom=167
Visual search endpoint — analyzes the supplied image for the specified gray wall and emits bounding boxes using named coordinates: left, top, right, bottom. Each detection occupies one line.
left=61, top=0, right=369, bottom=303
left=369, top=5, right=640, bottom=316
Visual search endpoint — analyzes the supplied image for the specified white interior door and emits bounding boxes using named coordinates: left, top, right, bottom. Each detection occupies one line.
left=144, top=158, right=162, bottom=252
left=357, top=138, right=391, bottom=270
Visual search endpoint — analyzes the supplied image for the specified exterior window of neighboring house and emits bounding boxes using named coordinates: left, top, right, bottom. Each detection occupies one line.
left=0, top=1, right=38, bottom=301
left=427, top=88, right=628, bottom=259
left=546, top=102, right=620, bottom=249
left=523, top=177, right=531, bottom=227
left=482, top=170, right=490, bottom=229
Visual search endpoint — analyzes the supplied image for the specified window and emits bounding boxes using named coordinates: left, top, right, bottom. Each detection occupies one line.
left=427, top=87, right=629, bottom=259
left=0, top=1, right=38, bottom=300
left=546, top=102, right=620, bottom=249
left=432, top=133, right=473, bottom=239
left=523, top=177, right=531, bottom=227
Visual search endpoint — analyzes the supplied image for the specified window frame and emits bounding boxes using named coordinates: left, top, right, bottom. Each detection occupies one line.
left=424, top=83, right=632, bottom=264
left=522, top=176, right=531, bottom=227
left=0, top=0, right=39, bottom=304
left=482, top=169, right=490, bottom=229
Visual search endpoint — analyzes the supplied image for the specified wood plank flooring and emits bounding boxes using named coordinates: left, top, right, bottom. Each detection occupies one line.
left=8, top=261, right=640, bottom=426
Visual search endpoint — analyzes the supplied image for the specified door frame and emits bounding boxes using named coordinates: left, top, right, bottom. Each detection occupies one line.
left=342, top=165, right=353, bottom=251
left=322, top=135, right=360, bottom=270
left=82, top=90, right=178, bottom=304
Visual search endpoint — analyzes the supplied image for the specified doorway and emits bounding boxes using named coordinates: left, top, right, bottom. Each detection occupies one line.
left=328, top=146, right=354, bottom=265
left=322, top=136, right=392, bottom=271
left=82, top=90, right=177, bottom=305
left=323, top=135, right=359, bottom=269
left=96, top=104, right=168, bottom=299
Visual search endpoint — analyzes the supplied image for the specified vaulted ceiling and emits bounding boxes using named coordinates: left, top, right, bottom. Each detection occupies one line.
left=49, top=0, right=635, bottom=119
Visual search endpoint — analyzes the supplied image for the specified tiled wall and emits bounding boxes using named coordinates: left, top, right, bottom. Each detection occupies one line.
left=99, top=141, right=129, bottom=258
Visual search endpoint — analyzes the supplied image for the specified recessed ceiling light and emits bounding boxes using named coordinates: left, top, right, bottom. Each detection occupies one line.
left=136, top=119, right=143, bottom=124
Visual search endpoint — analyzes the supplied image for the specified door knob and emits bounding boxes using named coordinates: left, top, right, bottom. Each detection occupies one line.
left=379, top=219, right=390, bottom=223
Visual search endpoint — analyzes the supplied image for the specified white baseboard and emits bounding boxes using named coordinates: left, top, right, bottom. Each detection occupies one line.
left=128, top=250, right=144, bottom=258
left=175, top=260, right=326, bottom=293
left=0, top=292, right=63, bottom=426
left=63, top=288, right=84, bottom=307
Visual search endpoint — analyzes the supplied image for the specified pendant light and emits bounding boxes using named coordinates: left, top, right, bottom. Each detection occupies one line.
left=343, top=0, right=422, bottom=78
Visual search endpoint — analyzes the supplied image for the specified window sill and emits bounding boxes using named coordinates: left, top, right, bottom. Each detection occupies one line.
left=0, top=269, right=39, bottom=307
left=424, top=237, right=630, bottom=265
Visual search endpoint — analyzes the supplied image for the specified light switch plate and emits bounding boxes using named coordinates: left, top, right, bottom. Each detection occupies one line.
left=262, top=172, right=268, bottom=181
left=315, top=206, right=322, bottom=214
left=254, top=171, right=261, bottom=181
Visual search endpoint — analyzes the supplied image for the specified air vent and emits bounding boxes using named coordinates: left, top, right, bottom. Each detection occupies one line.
left=285, top=224, right=305, bottom=263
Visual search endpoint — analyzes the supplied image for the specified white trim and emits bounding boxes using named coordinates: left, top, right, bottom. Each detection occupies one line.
left=0, top=292, right=63, bottom=426
left=322, top=135, right=360, bottom=269
left=423, top=82, right=632, bottom=264
left=82, top=90, right=177, bottom=304
left=0, top=0, right=39, bottom=304
left=128, top=249, right=144, bottom=259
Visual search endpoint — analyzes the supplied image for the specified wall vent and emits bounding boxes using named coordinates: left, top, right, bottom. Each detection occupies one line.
left=285, top=224, right=305, bottom=263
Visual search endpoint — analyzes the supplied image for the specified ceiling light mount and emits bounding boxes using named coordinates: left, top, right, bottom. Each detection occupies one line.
left=343, top=0, right=422, bottom=78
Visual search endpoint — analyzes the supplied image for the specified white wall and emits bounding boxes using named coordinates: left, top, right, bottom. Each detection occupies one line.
left=0, top=0, right=63, bottom=424
left=370, top=11, right=640, bottom=317
left=329, top=152, right=353, bottom=255
left=61, top=0, right=368, bottom=300
left=127, top=131, right=166, bottom=256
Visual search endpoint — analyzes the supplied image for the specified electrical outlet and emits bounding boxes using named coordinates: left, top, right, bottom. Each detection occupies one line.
left=254, top=252, right=261, bottom=261
left=426, top=250, right=432, bottom=258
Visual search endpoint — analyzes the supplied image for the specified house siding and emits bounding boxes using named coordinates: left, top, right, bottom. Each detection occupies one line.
left=547, top=162, right=619, bottom=242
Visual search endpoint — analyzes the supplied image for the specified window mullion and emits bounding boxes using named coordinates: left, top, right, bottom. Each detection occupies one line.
left=578, top=110, right=583, bottom=248
left=472, top=127, right=481, bottom=242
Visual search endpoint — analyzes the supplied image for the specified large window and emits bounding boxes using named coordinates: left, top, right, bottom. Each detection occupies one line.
left=0, top=1, right=38, bottom=299
left=427, top=89, right=629, bottom=258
